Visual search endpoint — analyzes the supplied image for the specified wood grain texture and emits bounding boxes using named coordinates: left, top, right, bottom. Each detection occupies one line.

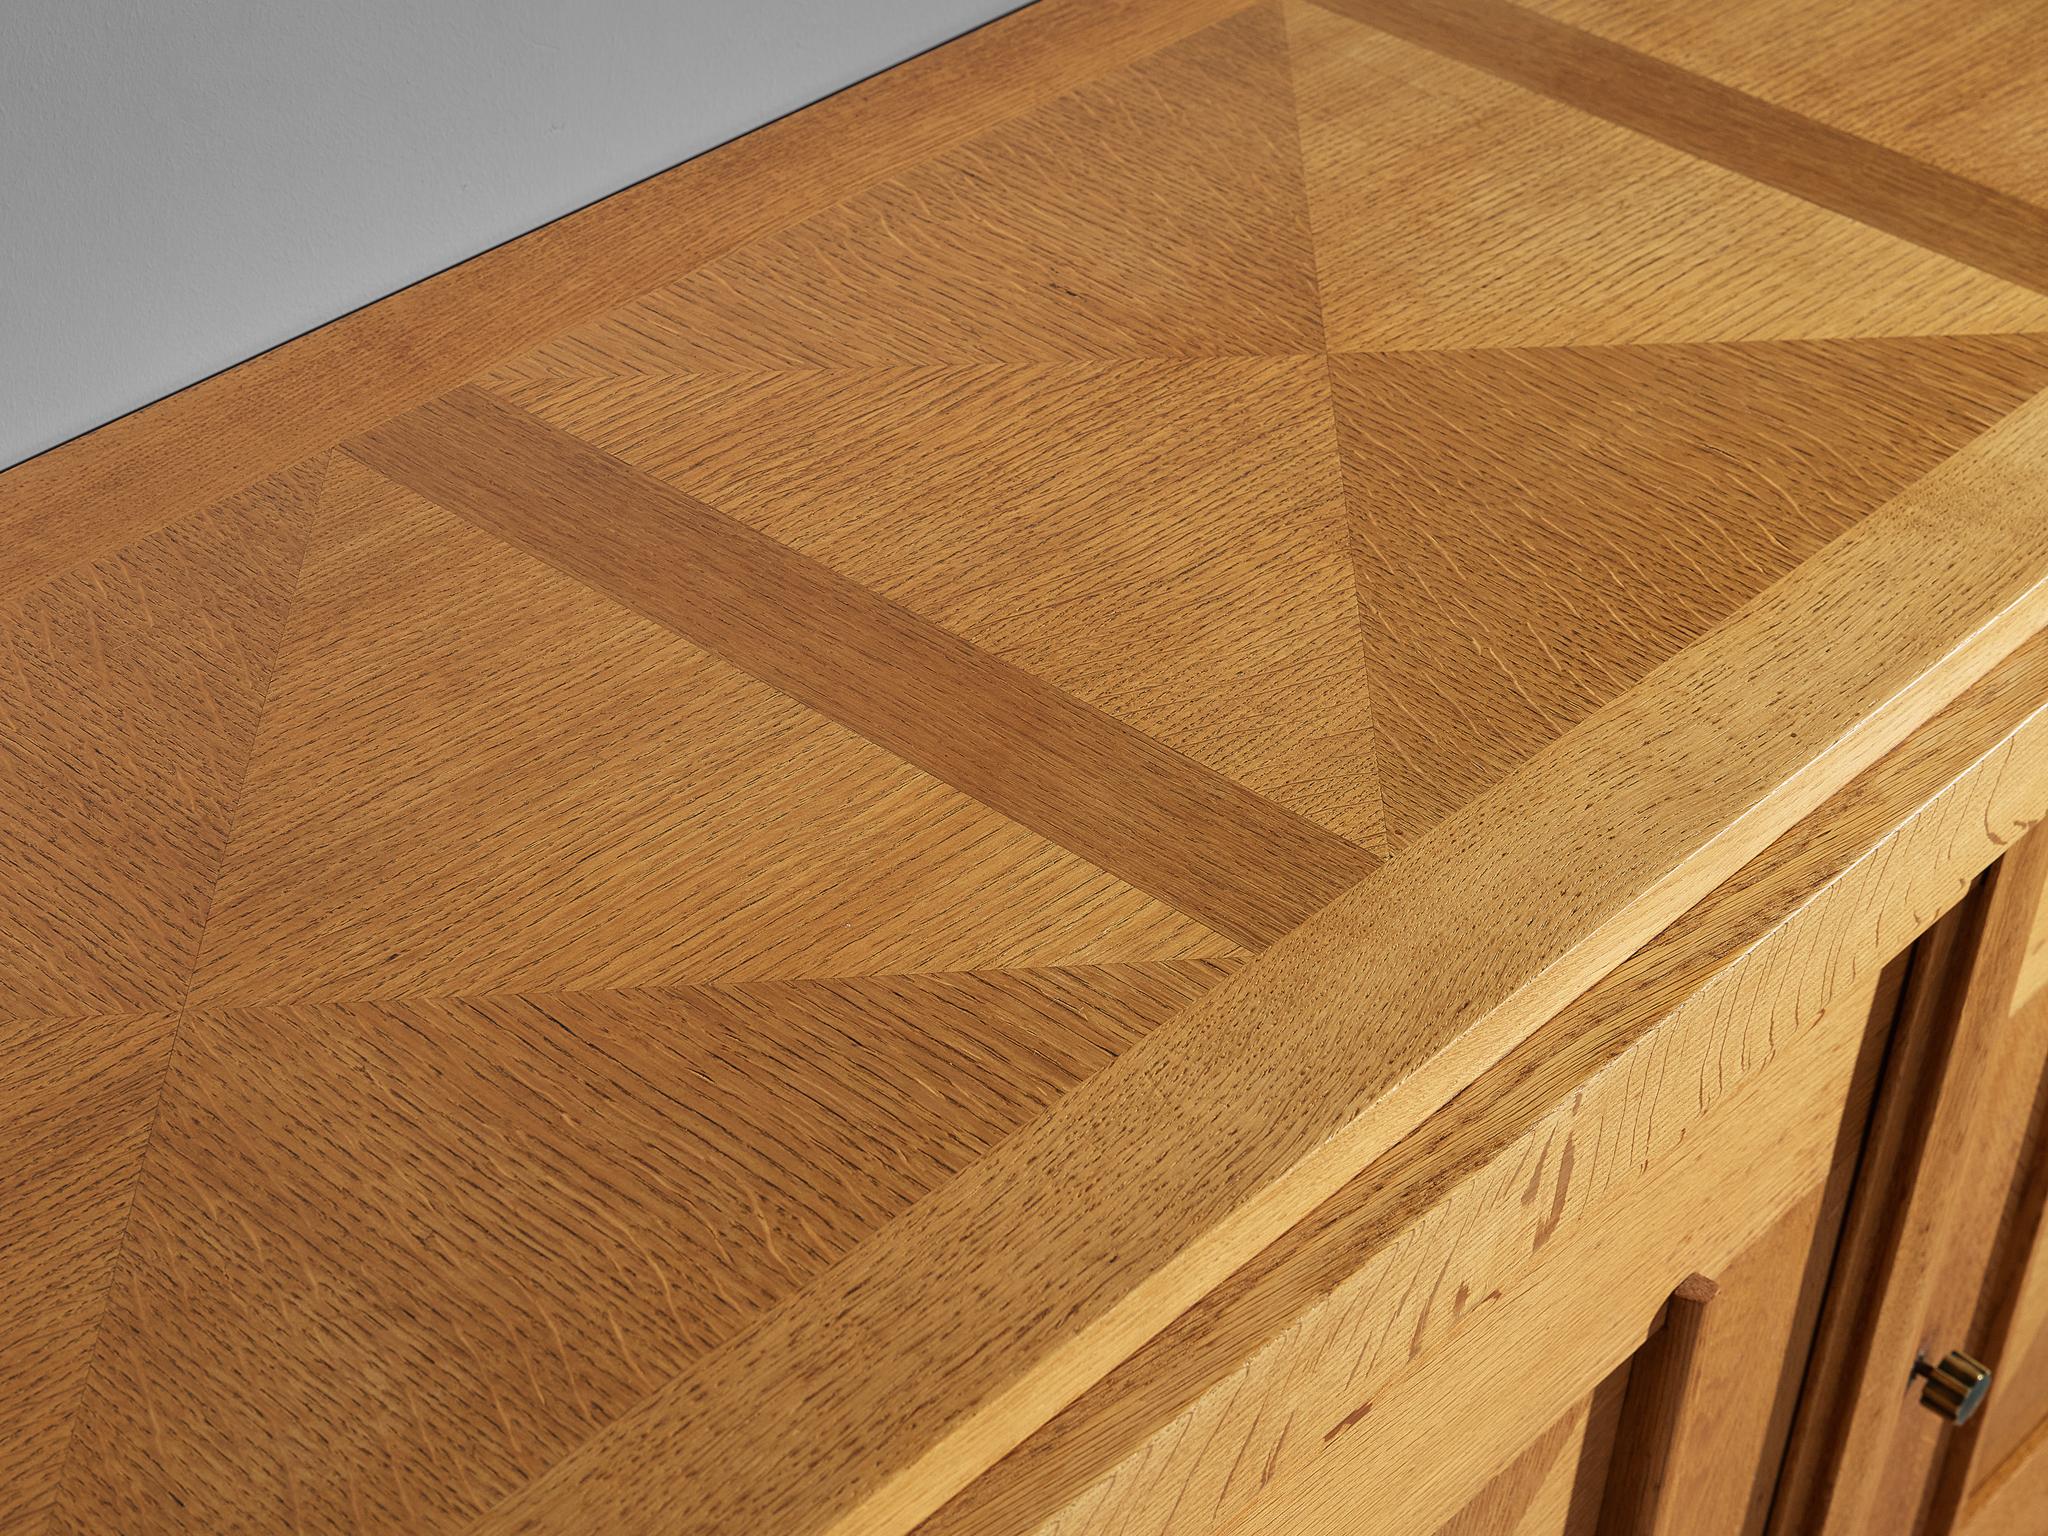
left=0, top=454, right=317, bottom=1536
left=1522, top=0, right=2048, bottom=210
left=191, top=453, right=1231, bottom=1005
left=1961, top=984, right=2048, bottom=1499
left=1213, top=966, right=1884, bottom=1536
left=1597, top=1186, right=1848, bottom=1536
left=51, top=965, right=1233, bottom=1536
left=486, top=358, right=1382, bottom=849
left=1900, top=837, right=2048, bottom=1532
left=0, top=1012, right=177, bottom=1536
left=1286, top=1, right=2048, bottom=352
left=1596, top=1274, right=1721, bottom=1536
left=1765, top=906, right=1980, bottom=1532
left=498, top=6, right=1319, bottom=375
left=925, top=628, right=2048, bottom=1536
left=1633, top=1192, right=1848, bottom=1536
left=1332, top=336, right=2048, bottom=840
left=0, top=0, right=1249, bottom=602
left=2022, top=882, right=2048, bottom=1016
left=10, top=2, right=2048, bottom=1530
left=1309, top=0, right=2048, bottom=298
left=0, top=459, right=324, bottom=1018
left=466, top=398, right=2048, bottom=1536
left=1435, top=1369, right=1625, bottom=1536
left=345, top=388, right=1374, bottom=950
left=1775, top=831, right=2048, bottom=1536
left=1959, top=1414, right=2048, bottom=1536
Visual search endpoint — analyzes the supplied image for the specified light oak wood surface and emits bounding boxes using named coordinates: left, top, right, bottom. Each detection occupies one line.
left=1522, top=0, right=2048, bottom=210
left=1772, top=835, right=2048, bottom=1534
left=1596, top=1273, right=1722, bottom=1535
left=7, top=2, right=2048, bottom=1533
left=1959, top=1413, right=2048, bottom=1536
left=0, top=0, right=1253, bottom=606
left=1433, top=1367, right=1628, bottom=1536
left=1892, top=844, right=2048, bottom=1532
left=1324, top=0, right=2048, bottom=297
left=1213, top=960, right=1892, bottom=1536
left=1635, top=1193, right=1850, bottom=1536
left=923, top=627, right=2048, bottom=1536
left=1956, top=980, right=2048, bottom=1503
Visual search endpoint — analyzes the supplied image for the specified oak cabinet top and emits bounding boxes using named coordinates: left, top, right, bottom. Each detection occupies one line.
left=7, top=2, right=2048, bottom=1533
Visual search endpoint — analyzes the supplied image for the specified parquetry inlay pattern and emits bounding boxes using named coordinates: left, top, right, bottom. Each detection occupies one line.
left=489, top=6, right=1323, bottom=374
left=190, top=455, right=1230, bottom=1007
left=1334, top=334, right=2048, bottom=838
left=1287, top=1, right=2048, bottom=351
left=51, top=965, right=1234, bottom=1535
left=1523, top=0, right=2048, bottom=207
left=8, top=0, right=2048, bottom=1531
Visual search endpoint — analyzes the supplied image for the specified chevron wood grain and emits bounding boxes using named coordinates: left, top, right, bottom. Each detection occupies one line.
left=0, top=459, right=324, bottom=1019
left=0, top=1011, right=177, bottom=1536
left=7, top=1, right=2048, bottom=1534
left=50, top=965, right=1235, bottom=1536
left=1314, top=0, right=2048, bottom=299
left=1287, top=1, right=2048, bottom=352
left=1333, top=335, right=2048, bottom=840
left=1520, top=0, right=2048, bottom=211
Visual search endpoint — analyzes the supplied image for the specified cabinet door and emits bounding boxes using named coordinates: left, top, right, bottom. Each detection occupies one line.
left=1202, top=953, right=1897, bottom=1536
left=1587, top=1180, right=1856, bottom=1536
left=1431, top=824, right=2048, bottom=1536
left=1768, top=826, right=2048, bottom=1535
left=1945, top=861, right=2048, bottom=1534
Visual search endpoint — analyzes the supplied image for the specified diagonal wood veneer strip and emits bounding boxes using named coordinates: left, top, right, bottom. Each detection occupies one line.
left=919, top=624, right=2048, bottom=1536
left=0, top=0, right=1250, bottom=606
left=1312, top=0, right=2048, bottom=296
left=345, top=385, right=1375, bottom=949
left=457, top=385, right=2048, bottom=1536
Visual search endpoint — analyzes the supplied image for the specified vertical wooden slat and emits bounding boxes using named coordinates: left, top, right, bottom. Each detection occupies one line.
left=1954, top=1075, right=2048, bottom=1492
left=1923, top=898, right=2048, bottom=1523
left=1770, top=825, right=2048, bottom=1534
left=1596, top=1274, right=1719, bottom=1534
left=1595, top=1163, right=1864, bottom=1536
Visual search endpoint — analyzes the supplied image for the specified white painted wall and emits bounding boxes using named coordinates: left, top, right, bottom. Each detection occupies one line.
left=0, top=0, right=1023, bottom=469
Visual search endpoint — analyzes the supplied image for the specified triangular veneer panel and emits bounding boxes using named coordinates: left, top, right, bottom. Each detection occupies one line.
left=498, top=3, right=1322, bottom=378
left=0, top=461, right=323, bottom=1019
left=1333, top=334, right=2048, bottom=842
left=0, top=1011, right=178, bottom=1536
left=1288, top=2, right=2048, bottom=350
left=51, top=963, right=1236, bottom=1534
left=190, top=456, right=1232, bottom=1006
left=493, top=358, right=1388, bottom=849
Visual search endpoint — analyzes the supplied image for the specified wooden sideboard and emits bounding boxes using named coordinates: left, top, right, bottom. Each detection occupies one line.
left=923, top=643, right=2048, bottom=1536
left=7, top=2, right=2048, bottom=1534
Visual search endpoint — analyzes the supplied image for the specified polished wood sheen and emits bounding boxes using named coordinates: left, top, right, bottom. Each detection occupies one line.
left=7, top=2, right=2048, bottom=1534
left=1596, top=1274, right=1721, bottom=1535
left=1434, top=1366, right=1628, bottom=1535
left=922, top=631, right=2048, bottom=1536
left=345, top=387, right=1373, bottom=945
